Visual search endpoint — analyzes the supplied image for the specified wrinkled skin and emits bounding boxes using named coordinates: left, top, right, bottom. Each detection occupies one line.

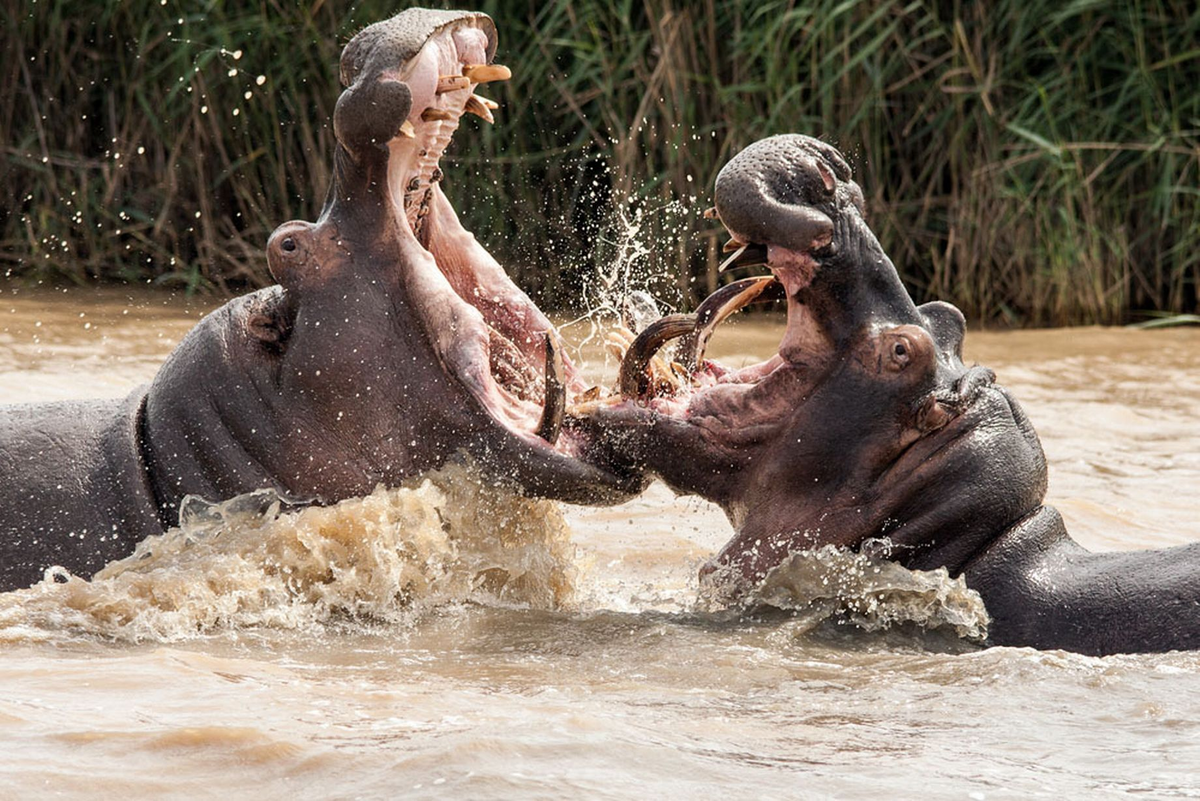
left=0, top=9, right=644, bottom=591
left=578, top=134, right=1200, bottom=656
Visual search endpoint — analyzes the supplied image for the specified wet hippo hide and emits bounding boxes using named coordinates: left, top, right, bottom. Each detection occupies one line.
left=577, top=134, right=1200, bottom=656
left=0, top=8, right=648, bottom=591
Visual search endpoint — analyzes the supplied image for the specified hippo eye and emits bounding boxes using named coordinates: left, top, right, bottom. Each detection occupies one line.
left=281, top=237, right=296, bottom=253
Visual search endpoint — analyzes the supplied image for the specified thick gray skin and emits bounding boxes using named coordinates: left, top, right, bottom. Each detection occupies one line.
left=580, top=134, right=1200, bottom=656
left=0, top=9, right=643, bottom=591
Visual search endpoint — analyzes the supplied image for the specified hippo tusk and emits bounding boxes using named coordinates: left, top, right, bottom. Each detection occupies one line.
left=464, top=94, right=495, bottom=123
left=535, top=333, right=566, bottom=445
left=421, top=108, right=454, bottom=122
left=398, top=120, right=416, bottom=139
left=717, top=242, right=769, bottom=273
left=722, top=236, right=746, bottom=253
left=618, top=314, right=698, bottom=399
left=677, top=276, right=784, bottom=371
left=463, top=64, right=511, bottom=83
left=436, top=75, right=471, bottom=93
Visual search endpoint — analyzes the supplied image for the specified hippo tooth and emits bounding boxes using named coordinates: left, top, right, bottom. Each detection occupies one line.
left=464, top=95, right=495, bottom=124
left=436, top=75, right=471, bottom=93
left=618, top=314, right=697, bottom=400
left=421, top=108, right=455, bottom=122
left=472, top=93, right=499, bottom=110
left=398, top=120, right=416, bottom=139
left=677, top=276, right=782, bottom=371
left=722, top=236, right=746, bottom=253
left=463, top=63, right=512, bottom=83
left=535, top=333, right=566, bottom=445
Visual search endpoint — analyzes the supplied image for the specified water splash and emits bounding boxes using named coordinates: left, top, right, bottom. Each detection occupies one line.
left=705, top=545, right=991, bottom=642
left=562, top=196, right=696, bottom=374
left=0, top=462, right=575, bottom=643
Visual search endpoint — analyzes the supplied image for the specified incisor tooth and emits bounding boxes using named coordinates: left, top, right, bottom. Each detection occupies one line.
left=436, top=75, right=471, bottom=93
left=464, top=95, right=495, bottom=123
left=421, top=107, right=454, bottom=122
left=723, top=237, right=746, bottom=253
left=463, top=63, right=512, bottom=83
left=473, top=94, right=499, bottom=110
left=398, top=120, right=416, bottom=138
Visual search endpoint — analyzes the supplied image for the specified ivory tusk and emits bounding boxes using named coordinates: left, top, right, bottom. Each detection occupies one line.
left=535, top=333, right=566, bottom=445
left=464, top=95, right=495, bottom=123
left=618, top=314, right=698, bottom=399
left=678, top=276, right=783, bottom=370
left=421, top=107, right=454, bottom=122
left=436, top=75, right=471, bottom=94
left=718, top=242, right=769, bottom=273
left=463, top=63, right=512, bottom=84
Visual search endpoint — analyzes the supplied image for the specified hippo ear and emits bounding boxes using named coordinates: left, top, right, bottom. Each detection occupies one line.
left=246, top=287, right=295, bottom=351
left=918, top=301, right=966, bottom=361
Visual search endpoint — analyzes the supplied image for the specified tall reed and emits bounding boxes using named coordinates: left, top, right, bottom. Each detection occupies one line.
left=2, top=0, right=1197, bottom=325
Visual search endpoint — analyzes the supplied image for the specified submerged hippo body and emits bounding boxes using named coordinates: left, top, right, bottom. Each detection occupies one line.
left=0, top=8, right=644, bottom=591
left=580, top=134, right=1200, bottom=656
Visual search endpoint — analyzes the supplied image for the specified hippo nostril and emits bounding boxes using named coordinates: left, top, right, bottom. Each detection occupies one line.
left=281, top=238, right=296, bottom=253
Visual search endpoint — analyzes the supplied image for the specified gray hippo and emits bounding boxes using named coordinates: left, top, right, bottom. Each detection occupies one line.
left=577, top=134, right=1200, bottom=656
left=0, top=9, right=644, bottom=590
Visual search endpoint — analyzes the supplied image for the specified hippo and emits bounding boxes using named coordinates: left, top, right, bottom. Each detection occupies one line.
left=575, top=134, right=1200, bottom=656
left=0, top=8, right=645, bottom=591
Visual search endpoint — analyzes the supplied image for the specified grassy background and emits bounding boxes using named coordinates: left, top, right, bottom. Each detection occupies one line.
left=2, top=0, right=1197, bottom=325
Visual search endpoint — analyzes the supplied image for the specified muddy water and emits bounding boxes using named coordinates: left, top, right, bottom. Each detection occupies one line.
left=2, top=286, right=1200, bottom=799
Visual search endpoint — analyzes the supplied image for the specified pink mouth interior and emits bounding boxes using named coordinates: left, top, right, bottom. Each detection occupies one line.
left=626, top=253, right=830, bottom=440
left=371, top=22, right=832, bottom=449
left=374, top=20, right=584, bottom=450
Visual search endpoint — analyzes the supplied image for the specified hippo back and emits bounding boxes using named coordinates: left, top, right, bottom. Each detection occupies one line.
left=0, top=391, right=162, bottom=588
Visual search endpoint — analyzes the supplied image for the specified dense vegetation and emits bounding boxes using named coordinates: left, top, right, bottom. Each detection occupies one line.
left=3, top=0, right=1197, bottom=325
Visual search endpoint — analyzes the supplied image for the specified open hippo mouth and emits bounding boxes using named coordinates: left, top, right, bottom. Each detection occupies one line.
left=569, top=135, right=874, bottom=468
left=566, top=134, right=1052, bottom=593
left=337, top=10, right=581, bottom=453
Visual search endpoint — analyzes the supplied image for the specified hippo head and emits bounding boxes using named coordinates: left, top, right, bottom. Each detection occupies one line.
left=574, top=135, right=1049, bottom=595
left=145, top=9, right=648, bottom=515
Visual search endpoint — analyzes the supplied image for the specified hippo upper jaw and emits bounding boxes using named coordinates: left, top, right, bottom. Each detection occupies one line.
left=338, top=13, right=627, bottom=470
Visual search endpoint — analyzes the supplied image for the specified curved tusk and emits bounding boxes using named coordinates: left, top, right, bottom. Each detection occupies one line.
left=717, top=242, right=769, bottom=273
left=618, top=314, right=698, bottom=399
left=421, top=108, right=454, bottom=122
left=677, top=276, right=783, bottom=371
left=464, top=94, right=495, bottom=123
left=463, top=64, right=511, bottom=83
left=535, top=333, right=566, bottom=445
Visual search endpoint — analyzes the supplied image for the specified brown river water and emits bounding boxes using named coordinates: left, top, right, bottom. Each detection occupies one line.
left=2, top=285, right=1200, bottom=799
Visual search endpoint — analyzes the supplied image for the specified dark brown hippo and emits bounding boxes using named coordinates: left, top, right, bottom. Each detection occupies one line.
left=0, top=8, right=645, bottom=591
left=576, top=134, right=1200, bottom=656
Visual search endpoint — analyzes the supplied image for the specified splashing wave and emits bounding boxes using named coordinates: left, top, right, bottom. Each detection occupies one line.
left=0, top=462, right=574, bottom=643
